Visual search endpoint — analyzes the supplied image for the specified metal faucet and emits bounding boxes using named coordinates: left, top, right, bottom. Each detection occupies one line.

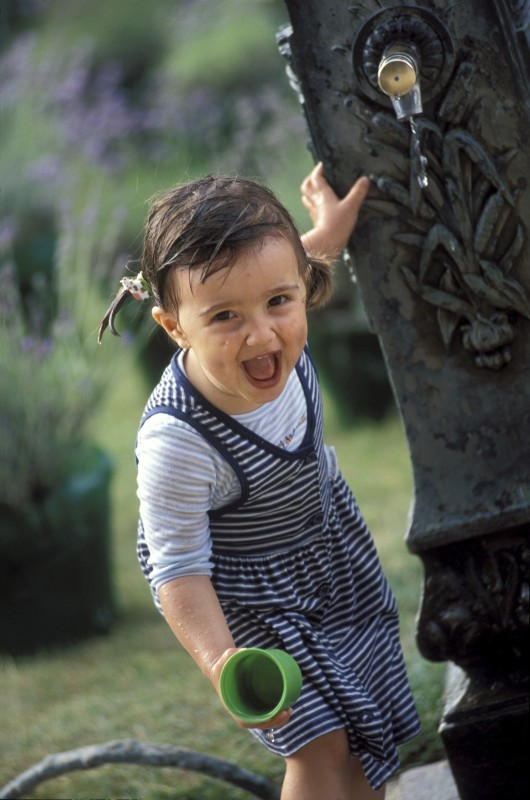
left=377, top=43, right=423, bottom=120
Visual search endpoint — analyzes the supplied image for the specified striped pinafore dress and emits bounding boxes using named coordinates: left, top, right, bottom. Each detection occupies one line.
left=137, top=347, right=420, bottom=789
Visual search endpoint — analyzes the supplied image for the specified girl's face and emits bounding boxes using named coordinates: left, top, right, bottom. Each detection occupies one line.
left=153, top=236, right=308, bottom=414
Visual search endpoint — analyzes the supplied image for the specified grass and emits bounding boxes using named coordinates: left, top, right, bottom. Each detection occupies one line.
left=0, top=352, right=446, bottom=799
left=2, top=2, right=446, bottom=794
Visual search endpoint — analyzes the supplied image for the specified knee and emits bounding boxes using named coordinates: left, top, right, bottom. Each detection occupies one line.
left=287, top=728, right=350, bottom=772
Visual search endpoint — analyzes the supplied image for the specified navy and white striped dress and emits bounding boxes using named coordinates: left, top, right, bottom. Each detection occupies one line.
left=137, top=347, right=420, bottom=789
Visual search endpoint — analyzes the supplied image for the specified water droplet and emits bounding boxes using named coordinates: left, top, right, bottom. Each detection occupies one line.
left=342, top=250, right=357, bottom=285
left=409, top=117, right=429, bottom=190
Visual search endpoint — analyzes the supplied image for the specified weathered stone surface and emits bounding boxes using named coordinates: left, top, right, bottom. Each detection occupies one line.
left=280, top=2, right=529, bottom=797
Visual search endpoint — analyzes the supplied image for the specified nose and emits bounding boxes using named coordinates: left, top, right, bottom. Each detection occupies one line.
left=245, top=313, right=275, bottom=348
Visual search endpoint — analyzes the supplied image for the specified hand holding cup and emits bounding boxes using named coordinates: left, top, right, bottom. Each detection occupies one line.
left=219, top=648, right=302, bottom=727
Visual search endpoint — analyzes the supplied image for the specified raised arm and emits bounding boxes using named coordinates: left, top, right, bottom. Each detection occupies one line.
left=300, top=162, right=370, bottom=257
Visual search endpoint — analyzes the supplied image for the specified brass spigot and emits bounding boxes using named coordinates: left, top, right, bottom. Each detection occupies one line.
left=378, top=46, right=418, bottom=96
left=377, top=44, right=422, bottom=120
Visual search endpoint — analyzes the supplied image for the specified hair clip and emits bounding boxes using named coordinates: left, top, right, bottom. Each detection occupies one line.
left=120, top=272, right=151, bottom=301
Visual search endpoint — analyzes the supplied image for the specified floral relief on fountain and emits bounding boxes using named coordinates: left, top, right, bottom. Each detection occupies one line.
left=335, top=46, right=529, bottom=371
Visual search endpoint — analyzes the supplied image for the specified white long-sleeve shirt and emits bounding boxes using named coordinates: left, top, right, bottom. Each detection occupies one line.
left=136, top=354, right=337, bottom=591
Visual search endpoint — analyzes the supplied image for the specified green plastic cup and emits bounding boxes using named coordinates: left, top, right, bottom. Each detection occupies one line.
left=219, top=648, right=302, bottom=724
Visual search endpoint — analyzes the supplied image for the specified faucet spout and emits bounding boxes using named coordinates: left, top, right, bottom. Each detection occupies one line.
left=377, top=43, right=423, bottom=120
left=388, top=83, right=423, bottom=120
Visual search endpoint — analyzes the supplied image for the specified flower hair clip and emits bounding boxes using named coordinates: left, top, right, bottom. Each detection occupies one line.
left=120, top=272, right=151, bottom=301
left=98, top=270, right=152, bottom=343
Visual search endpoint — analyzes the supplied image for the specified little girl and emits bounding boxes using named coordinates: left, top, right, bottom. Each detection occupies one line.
left=99, top=163, right=420, bottom=799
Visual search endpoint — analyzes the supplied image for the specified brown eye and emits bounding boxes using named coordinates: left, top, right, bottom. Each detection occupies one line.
left=213, top=310, right=233, bottom=321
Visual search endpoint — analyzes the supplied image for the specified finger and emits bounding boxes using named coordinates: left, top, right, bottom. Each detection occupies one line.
left=338, top=176, right=370, bottom=224
left=265, top=708, right=293, bottom=729
left=302, top=176, right=335, bottom=206
left=342, top=175, right=370, bottom=206
left=269, top=707, right=293, bottom=728
left=301, top=161, right=324, bottom=193
left=311, top=161, right=324, bottom=179
left=300, top=174, right=315, bottom=196
left=240, top=707, right=293, bottom=731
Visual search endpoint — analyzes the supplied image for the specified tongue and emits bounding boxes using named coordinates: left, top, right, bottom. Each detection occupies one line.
left=243, top=354, right=276, bottom=381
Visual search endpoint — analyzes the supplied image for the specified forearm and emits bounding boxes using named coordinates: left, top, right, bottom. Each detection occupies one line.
left=159, top=574, right=294, bottom=731
left=158, top=574, right=235, bottom=686
left=301, top=227, right=344, bottom=259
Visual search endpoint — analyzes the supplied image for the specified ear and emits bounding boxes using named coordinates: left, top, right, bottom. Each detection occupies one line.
left=152, top=306, right=190, bottom=349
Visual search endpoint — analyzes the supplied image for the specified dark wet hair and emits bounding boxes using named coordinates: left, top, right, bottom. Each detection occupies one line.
left=98, top=174, right=333, bottom=343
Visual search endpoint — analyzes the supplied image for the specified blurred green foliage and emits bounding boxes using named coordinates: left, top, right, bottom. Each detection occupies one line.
left=0, top=0, right=445, bottom=795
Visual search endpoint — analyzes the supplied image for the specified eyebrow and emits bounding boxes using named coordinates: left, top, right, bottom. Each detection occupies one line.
left=199, top=283, right=301, bottom=317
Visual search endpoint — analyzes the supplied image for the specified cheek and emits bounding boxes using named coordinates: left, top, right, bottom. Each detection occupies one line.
left=291, top=311, right=308, bottom=341
left=208, top=337, right=236, bottom=360
left=280, top=315, right=307, bottom=356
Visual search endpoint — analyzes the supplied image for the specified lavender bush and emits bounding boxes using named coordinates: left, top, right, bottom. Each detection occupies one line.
left=0, top=264, right=94, bottom=509
left=0, top=196, right=123, bottom=519
left=1, top=12, right=303, bottom=189
left=0, top=1, right=313, bottom=515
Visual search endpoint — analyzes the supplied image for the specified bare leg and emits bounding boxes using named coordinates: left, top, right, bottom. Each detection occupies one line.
left=281, top=728, right=351, bottom=800
left=349, top=756, right=386, bottom=800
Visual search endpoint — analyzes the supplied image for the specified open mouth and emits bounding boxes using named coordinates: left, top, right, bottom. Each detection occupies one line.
left=241, top=351, right=282, bottom=388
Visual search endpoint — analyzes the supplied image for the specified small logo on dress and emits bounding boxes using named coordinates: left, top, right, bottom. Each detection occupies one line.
left=278, top=413, right=306, bottom=449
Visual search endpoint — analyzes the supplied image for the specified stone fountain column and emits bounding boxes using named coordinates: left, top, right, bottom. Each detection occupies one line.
left=278, top=2, right=529, bottom=797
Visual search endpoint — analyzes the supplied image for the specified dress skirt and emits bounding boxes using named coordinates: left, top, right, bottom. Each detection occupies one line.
left=211, top=473, right=421, bottom=790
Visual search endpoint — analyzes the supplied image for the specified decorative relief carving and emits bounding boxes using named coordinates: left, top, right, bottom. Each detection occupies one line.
left=339, top=50, right=530, bottom=369
left=397, top=120, right=528, bottom=371
left=280, top=6, right=529, bottom=370
left=417, top=533, right=529, bottom=677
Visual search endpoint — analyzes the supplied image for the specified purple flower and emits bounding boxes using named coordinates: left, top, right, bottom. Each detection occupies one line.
left=0, top=217, right=17, bottom=252
left=25, top=155, right=65, bottom=185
